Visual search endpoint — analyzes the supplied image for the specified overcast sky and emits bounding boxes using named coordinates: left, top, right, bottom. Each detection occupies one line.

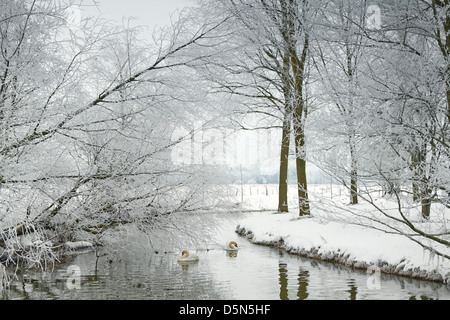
left=82, top=0, right=190, bottom=30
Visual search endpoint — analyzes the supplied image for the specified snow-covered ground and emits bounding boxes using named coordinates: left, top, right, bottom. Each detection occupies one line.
left=232, top=184, right=450, bottom=284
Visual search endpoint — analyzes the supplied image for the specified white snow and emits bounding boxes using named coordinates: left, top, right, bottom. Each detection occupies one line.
left=233, top=184, right=450, bottom=283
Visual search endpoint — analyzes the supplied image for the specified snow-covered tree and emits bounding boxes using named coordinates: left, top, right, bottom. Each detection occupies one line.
left=311, top=0, right=450, bottom=259
left=195, top=0, right=320, bottom=216
left=0, top=0, right=231, bottom=269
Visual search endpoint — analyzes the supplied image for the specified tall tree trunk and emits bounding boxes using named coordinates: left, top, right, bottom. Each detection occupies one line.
left=278, top=3, right=293, bottom=214
left=291, top=31, right=310, bottom=216
left=278, top=115, right=291, bottom=213
left=432, top=0, right=450, bottom=123
left=294, top=118, right=310, bottom=216
left=349, top=132, right=358, bottom=205
left=411, top=146, right=422, bottom=202
left=420, top=158, right=432, bottom=220
left=411, top=143, right=431, bottom=219
left=422, top=197, right=431, bottom=220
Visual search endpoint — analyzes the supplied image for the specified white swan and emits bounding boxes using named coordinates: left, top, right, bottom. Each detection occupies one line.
left=177, top=250, right=199, bottom=262
left=225, top=241, right=239, bottom=251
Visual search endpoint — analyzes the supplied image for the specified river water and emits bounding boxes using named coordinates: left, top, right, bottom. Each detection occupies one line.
left=2, top=212, right=450, bottom=300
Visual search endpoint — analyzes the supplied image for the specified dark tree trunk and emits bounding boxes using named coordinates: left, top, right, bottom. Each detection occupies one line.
left=278, top=115, right=291, bottom=213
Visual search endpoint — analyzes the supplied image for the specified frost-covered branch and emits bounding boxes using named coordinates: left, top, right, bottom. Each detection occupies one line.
left=0, top=0, right=235, bottom=270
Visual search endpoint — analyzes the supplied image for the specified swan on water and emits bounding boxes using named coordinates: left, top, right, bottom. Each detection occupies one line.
left=225, top=241, right=239, bottom=251
left=177, top=250, right=199, bottom=262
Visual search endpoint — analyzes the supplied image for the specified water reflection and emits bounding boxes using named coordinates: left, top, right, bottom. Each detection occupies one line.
left=178, top=260, right=199, bottom=271
left=278, top=263, right=309, bottom=300
left=297, top=269, right=309, bottom=300
left=347, top=280, right=357, bottom=300
left=2, top=212, right=450, bottom=300
left=2, top=245, right=450, bottom=300
left=409, top=295, right=434, bottom=300
left=279, top=263, right=288, bottom=300
left=275, top=250, right=449, bottom=300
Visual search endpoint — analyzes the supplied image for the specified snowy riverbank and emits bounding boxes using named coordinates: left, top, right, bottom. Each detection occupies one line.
left=233, top=185, right=450, bottom=284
